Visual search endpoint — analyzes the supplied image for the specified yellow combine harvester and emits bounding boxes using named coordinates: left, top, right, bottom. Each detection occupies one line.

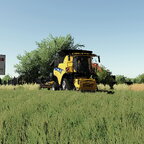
left=49, top=49, right=100, bottom=91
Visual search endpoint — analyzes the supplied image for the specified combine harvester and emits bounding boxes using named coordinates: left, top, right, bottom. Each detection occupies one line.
left=42, top=49, right=101, bottom=92
left=40, top=49, right=115, bottom=93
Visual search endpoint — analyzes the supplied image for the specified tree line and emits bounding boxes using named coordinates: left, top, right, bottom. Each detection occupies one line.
left=1, top=34, right=144, bottom=86
left=116, top=74, right=144, bottom=84
left=1, top=73, right=144, bottom=86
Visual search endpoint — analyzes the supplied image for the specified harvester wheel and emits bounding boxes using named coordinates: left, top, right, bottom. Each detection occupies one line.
left=62, top=78, right=72, bottom=90
left=52, top=82, right=59, bottom=91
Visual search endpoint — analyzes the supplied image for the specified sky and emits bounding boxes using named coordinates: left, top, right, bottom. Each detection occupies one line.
left=0, top=0, right=144, bottom=78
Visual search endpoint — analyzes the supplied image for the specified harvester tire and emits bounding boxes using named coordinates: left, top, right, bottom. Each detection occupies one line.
left=62, top=78, right=72, bottom=90
left=52, top=82, right=59, bottom=91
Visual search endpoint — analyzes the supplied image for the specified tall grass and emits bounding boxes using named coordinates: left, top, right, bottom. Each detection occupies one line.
left=0, top=87, right=144, bottom=143
left=0, top=83, right=143, bottom=91
left=0, top=84, right=40, bottom=90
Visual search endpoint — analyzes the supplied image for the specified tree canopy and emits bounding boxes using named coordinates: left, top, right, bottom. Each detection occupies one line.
left=15, top=35, right=83, bottom=82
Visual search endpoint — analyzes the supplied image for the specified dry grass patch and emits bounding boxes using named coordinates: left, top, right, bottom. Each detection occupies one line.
left=114, top=84, right=129, bottom=90
left=114, top=84, right=144, bottom=91
left=99, top=84, right=144, bottom=92
left=0, top=84, right=40, bottom=90
left=129, top=84, right=144, bottom=91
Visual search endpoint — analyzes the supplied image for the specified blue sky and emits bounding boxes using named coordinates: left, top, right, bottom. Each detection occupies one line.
left=0, top=0, right=144, bottom=78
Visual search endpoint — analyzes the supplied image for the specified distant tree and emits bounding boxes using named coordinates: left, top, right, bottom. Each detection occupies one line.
left=116, top=75, right=127, bottom=84
left=2, top=74, right=12, bottom=84
left=15, top=50, right=41, bottom=83
left=95, top=65, right=116, bottom=89
left=125, top=77, right=133, bottom=85
left=135, top=73, right=144, bottom=83
left=15, top=34, right=83, bottom=82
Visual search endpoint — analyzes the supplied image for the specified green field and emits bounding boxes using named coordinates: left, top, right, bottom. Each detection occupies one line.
left=0, top=87, right=144, bottom=144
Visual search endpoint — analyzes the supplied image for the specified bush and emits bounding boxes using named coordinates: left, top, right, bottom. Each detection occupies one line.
left=134, top=73, right=144, bottom=83
left=116, top=75, right=127, bottom=84
left=95, top=65, right=116, bottom=89
left=1, top=75, right=12, bottom=85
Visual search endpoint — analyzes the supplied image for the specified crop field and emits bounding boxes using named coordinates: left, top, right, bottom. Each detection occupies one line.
left=0, top=84, right=144, bottom=144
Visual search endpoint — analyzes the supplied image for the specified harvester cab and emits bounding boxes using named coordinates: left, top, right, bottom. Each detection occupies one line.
left=51, top=49, right=100, bottom=91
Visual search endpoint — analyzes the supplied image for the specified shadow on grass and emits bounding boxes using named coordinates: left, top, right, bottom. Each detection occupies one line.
left=81, top=89, right=115, bottom=94
left=97, top=89, right=115, bottom=94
